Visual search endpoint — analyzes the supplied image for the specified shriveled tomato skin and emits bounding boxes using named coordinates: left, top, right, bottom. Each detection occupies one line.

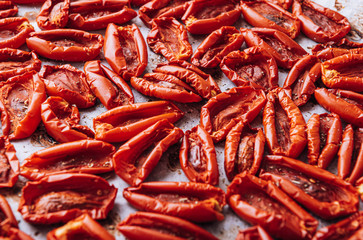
left=0, top=17, right=34, bottom=49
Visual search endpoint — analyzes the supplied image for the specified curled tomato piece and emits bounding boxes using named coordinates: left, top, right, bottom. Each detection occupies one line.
left=41, top=96, right=95, bottom=143
left=321, top=54, right=363, bottom=92
left=0, top=1, right=18, bottom=18
left=266, top=0, right=292, bottom=9
left=236, top=226, right=273, bottom=240
left=224, top=121, right=265, bottom=181
left=147, top=17, right=192, bottom=61
left=240, top=0, right=300, bottom=39
left=11, top=0, right=45, bottom=3
left=0, top=136, right=19, bottom=188
left=220, top=46, right=278, bottom=91
left=314, top=88, right=363, bottom=127
left=312, top=38, right=363, bottom=61
left=36, top=0, right=70, bottom=30
left=123, top=181, right=226, bottom=222
left=181, top=0, right=240, bottom=35
left=180, top=125, right=219, bottom=185
left=0, top=17, right=34, bottom=49
left=18, top=173, right=117, bottom=224
left=68, top=0, right=137, bottom=30
left=84, top=60, right=134, bottom=110
left=260, top=155, right=359, bottom=219
left=104, top=23, right=147, bottom=81
left=113, top=119, right=183, bottom=186
left=47, top=214, right=115, bottom=240
left=306, top=113, right=342, bottom=169
left=0, top=195, right=17, bottom=227
left=242, top=28, right=308, bottom=69
left=139, top=0, right=191, bottom=28
left=153, top=60, right=221, bottom=99
left=283, top=55, right=321, bottom=107
left=118, top=212, right=218, bottom=240
left=292, top=0, right=350, bottom=43
left=0, top=72, right=46, bottom=140
left=21, top=140, right=115, bottom=180
left=93, top=101, right=184, bottom=142
left=227, top=172, right=318, bottom=240
left=312, top=212, right=363, bottom=240
left=40, top=64, right=95, bottom=109
left=191, top=26, right=244, bottom=68
left=201, top=86, right=267, bottom=142
left=263, top=88, right=307, bottom=158
left=131, top=73, right=202, bottom=103
left=0, top=228, right=34, bottom=240
left=26, top=29, right=103, bottom=62
left=0, top=48, right=41, bottom=81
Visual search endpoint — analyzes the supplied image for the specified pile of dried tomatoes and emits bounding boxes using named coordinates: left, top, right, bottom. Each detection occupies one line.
left=0, top=0, right=362, bottom=239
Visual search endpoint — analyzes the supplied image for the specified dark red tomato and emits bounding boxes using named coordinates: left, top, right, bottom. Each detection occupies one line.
left=265, top=0, right=292, bottom=9
left=0, top=136, right=19, bottom=188
left=240, top=0, right=300, bottom=39
left=344, top=127, right=363, bottom=185
left=26, top=29, right=103, bottom=62
left=0, top=48, right=41, bottom=81
left=235, top=226, right=273, bottom=240
left=181, top=0, right=240, bottom=34
left=18, top=173, right=117, bottom=224
left=283, top=54, right=321, bottom=107
left=0, top=1, right=18, bottom=18
left=191, top=26, right=244, bottom=68
left=39, top=64, right=96, bottom=109
left=68, top=0, right=137, bottom=30
left=130, top=0, right=152, bottom=6
left=201, top=86, right=267, bottom=142
left=41, top=96, right=95, bottom=143
left=292, top=0, right=351, bottom=43
left=0, top=72, right=46, bottom=140
left=312, top=38, right=363, bottom=60
left=0, top=17, right=34, bottom=49
left=104, top=23, right=147, bottom=80
left=36, top=0, right=70, bottom=30
left=220, top=46, right=278, bottom=91
left=147, top=17, right=192, bottom=61
left=241, top=27, right=308, bottom=69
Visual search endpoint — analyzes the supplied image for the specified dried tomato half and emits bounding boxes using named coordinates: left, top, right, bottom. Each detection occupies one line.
left=292, top=0, right=351, bottom=43
left=41, top=96, right=95, bottom=143
left=236, top=226, right=273, bottom=240
left=0, top=48, right=41, bottom=81
left=242, top=28, right=308, bottom=69
left=306, top=113, right=342, bottom=169
left=147, top=17, right=192, bottom=61
left=0, top=194, right=18, bottom=227
left=181, top=0, right=240, bottom=35
left=220, top=46, right=278, bottom=91
left=240, top=0, right=300, bottom=39
left=123, top=181, right=226, bottom=222
left=180, top=125, right=219, bottom=185
left=191, top=26, right=244, bottom=68
left=84, top=60, right=134, bottom=110
left=131, top=73, right=202, bottom=103
left=104, top=23, right=147, bottom=81
left=283, top=54, right=321, bottom=107
left=39, top=64, right=96, bottom=109
left=68, top=0, right=137, bottom=30
left=312, top=38, right=363, bottom=61
left=0, top=72, right=46, bottom=140
left=93, top=101, right=184, bottom=142
left=0, top=1, right=18, bottom=18
left=0, top=17, right=34, bottom=49
left=26, top=29, right=103, bottom=62
left=260, top=155, right=359, bottom=219
left=312, top=212, right=363, bottom=240
left=224, top=121, right=265, bottom=181
left=263, top=88, right=307, bottom=158
left=0, top=228, right=34, bottom=240
left=139, top=0, right=191, bottom=28
left=118, top=212, right=218, bottom=240
left=18, top=173, right=117, bottom=224
left=314, top=88, right=363, bottom=128
left=113, top=119, right=183, bottom=186
left=227, top=172, right=318, bottom=240
left=47, top=214, right=115, bottom=240
left=321, top=54, right=363, bottom=92
left=266, top=0, right=292, bottom=10
left=201, top=86, right=266, bottom=142
left=36, top=0, right=70, bottom=30
left=0, top=136, right=19, bottom=188
left=153, top=60, right=221, bottom=99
